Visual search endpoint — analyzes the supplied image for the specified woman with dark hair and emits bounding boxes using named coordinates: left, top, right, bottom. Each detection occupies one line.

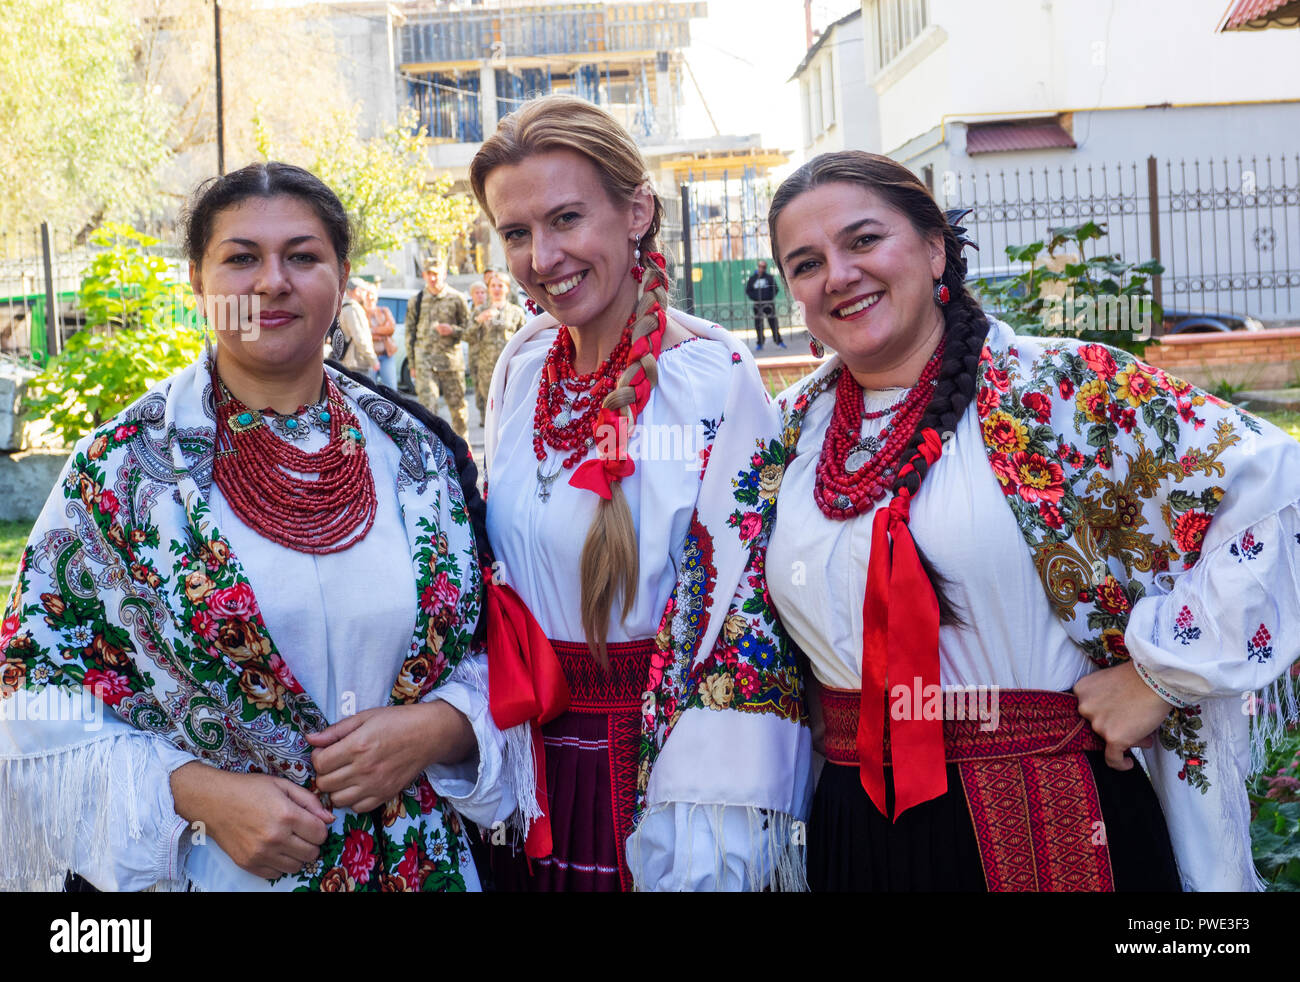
left=766, top=150, right=1300, bottom=891
left=470, top=94, right=810, bottom=891
left=0, top=161, right=528, bottom=891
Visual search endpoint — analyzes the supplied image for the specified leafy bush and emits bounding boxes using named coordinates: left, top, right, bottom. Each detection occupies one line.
left=21, top=224, right=204, bottom=446
left=973, top=221, right=1163, bottom=356
left=1250, top=721, right=1300, bottom=891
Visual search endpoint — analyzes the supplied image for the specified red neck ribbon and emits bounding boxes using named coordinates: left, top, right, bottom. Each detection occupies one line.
left=482, top=574, right=570, bottom=858
left=857, top=427, right=948, bottom=821
left=568, top=296, right=667, bottom=500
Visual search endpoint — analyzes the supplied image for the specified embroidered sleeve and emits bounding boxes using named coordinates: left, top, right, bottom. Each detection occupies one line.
left=1126, top=501, right=1300, bottom=710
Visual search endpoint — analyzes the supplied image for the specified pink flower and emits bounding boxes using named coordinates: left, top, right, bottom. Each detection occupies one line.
left=738, top=511, right=763, bottom=542
left=84, top=668, right=132, bottom=706
left=397, top=842, right=421, bottom=884
left=751, top=453, right=764, bottom=468
left=98, top=490, right=120, bottom=517
left=113, top=424, right=138, bottom=442
left=733, top=663, right=760, bottom=699
left=207, top=582, right=259, bottom=621
left=416, top=779, right=439, bottom=813
left=340, top=827, right=376, bottom=884
left=267, top=653, right=303, bottom=695
left=189, top=609, right=218, bottom=641
left=1038, top=500, right=1065, bottom=529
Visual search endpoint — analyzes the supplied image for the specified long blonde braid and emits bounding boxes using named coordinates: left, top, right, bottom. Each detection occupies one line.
left=579, top=243, right=670, bottom=667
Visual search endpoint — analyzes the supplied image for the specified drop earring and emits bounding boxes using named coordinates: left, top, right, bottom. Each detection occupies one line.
left=631, top=237, right=645, bottom=283
left=809, top=337, right=825, bottom=358
left=933, top=281, right=950, bottom=306
left=524, top=296, right=540, bottom=316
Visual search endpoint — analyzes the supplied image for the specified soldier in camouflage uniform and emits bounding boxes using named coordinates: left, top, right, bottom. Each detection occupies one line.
left=406, top=256, right=471, bottom=439
left=471, top=275, right=526, bottom=426
left=466, top=281, right=488, bottom=388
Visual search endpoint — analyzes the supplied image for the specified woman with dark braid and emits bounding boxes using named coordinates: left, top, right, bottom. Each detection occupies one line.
left=767, top=150, right=1300, bottom=891
left=470, top=95, right=810, bottom=891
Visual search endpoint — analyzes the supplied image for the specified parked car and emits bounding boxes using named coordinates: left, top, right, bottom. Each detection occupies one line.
left=1162, top=309, right=1264, bottom=335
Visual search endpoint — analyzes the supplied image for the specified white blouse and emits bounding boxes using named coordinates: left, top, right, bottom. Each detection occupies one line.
left=14, top=389, right=515, bottom=891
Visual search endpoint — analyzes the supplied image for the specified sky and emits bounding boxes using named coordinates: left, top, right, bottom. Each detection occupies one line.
left=680, top=0, right=859, bottom=158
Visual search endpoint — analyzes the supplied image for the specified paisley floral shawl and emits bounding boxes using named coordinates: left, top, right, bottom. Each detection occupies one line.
left=484, top=309, right=811, bottom=890
left=0, top=348, right=483, bottom=891
left=779, top=317, right=1300, bottom=890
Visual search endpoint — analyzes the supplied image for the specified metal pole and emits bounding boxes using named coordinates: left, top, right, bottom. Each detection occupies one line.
left=679, top=183, right=695, bottom=315
left=215, top=0, right=225, bottom=175
left=1146, top=155, right=1162, bottom=326
left=40, top=222, right=59, bottom=359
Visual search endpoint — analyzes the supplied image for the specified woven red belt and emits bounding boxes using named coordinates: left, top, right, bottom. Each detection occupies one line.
left=549, top=639, right=654, bottom=714
left=820, top=685, right=1115, bottom=892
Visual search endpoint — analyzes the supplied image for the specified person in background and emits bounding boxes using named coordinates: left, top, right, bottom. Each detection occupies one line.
left=356, top=279, right=398, bottom=388
left=467, top=281, right=489, bottom=396
left=471, top=274, right=525, bottom=428
left=406, top=256, right=471, bottom=439
left=745, top=259, right=784, bottom=351
left=483, top=266, right=519, bottom=308
left=333, top=279, right=380, bottom=377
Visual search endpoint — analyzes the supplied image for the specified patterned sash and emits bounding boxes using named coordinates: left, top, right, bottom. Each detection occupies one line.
left=820, top=686, right=1115, bottom=892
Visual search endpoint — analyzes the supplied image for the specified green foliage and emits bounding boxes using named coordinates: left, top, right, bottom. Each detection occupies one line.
left=0, top=519, right=33, bottom=589
left=974, top=221, right=1163, bottom=356
left=303, top=107, right=480, bottom=270
left=1207, top=377, right=1251, bottom=405
left=21, top=226, right=204, bottom=447
left=0, top=0, right=171, bottom=228
left=1249, top=720, right=1300, bottom=891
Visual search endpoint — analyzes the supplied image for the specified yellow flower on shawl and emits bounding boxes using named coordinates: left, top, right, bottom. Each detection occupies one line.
left=1075, top=379, right=1110, bottom=423
left=981, top=411, right=1030, bottom=454
left=1115, top=366, right=1158, bottom=408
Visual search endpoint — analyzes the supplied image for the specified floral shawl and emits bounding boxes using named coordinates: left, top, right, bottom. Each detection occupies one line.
left=0, top=348, right=483, bottom=891
left=484, top=309, right=811, bottom=890
left=779, top=318, right=1300, bottom=890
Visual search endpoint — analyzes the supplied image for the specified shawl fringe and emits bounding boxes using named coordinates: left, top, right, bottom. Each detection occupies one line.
left=1249, top=672, right=1300, bottom=777
left=628, top=802, right=808, bottom=893
left=0, top=733, right=150, bottom=892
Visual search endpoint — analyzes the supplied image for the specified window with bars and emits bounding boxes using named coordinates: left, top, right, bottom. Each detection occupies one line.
left=871, top=0, right=929, bottom=74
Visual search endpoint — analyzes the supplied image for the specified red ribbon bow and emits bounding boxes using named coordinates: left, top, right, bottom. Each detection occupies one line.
left=857, top=428, right=948, bottom=821
left=482, top=574, right=570, bottom=858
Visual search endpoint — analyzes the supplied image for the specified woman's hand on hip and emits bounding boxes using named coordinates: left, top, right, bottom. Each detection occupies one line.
left=170, top=763, right=334, bottom=879
left=306, top=702, right=474, bottom=813
left=1072, top=660, right=1172, bottom=771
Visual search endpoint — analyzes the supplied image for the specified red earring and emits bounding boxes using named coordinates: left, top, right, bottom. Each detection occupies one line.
left=809, top=338, right=825, bottom=358
left=525, top=297, right=540, bottom=316
left=934, top=282, right=950, bottom=306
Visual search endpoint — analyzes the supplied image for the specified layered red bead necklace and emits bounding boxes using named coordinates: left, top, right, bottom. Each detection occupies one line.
left=212, top=371, right=377, bottom=553
left=531, top=322, right=634, bottom=501
left=813, top=337, right=946, bottom=520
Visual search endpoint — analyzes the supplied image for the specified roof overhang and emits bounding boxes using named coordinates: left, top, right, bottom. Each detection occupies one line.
left=1218, top=0, right=1300, bottom=30
left=965, top=117, right=1076, bottom=155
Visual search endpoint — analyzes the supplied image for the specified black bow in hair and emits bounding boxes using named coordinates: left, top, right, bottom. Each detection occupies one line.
left=944, top=208, right=979, bottom=254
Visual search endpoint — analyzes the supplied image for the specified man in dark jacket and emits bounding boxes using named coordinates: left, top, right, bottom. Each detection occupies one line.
left=744, top=259, right=784, bottom=349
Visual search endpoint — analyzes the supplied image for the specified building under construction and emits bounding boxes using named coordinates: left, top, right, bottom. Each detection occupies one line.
left=399, top=0, right=702, bottom=151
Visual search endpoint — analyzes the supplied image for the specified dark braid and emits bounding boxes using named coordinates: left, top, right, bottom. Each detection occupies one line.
left=328, top=362, right=492, bottom=642
left=769, top=150, right=993, bottom=627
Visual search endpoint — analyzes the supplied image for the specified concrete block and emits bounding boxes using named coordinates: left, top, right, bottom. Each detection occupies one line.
left=0, top=448, right=70, bottom=522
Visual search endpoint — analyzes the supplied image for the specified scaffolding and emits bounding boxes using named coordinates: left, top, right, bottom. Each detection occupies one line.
left=398, top=1, right=706, bottom=143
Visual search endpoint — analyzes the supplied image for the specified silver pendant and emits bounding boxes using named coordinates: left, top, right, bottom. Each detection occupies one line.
left=833, top=494, right=852, bottom=511
left=536, top=459, right=563, bottom=502
left=844, top=437, right=881, bottom=474
left=554, top=404, right=572, bottom=427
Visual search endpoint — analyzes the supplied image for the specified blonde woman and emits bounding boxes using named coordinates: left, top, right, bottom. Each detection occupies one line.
left=471, top=95, right=810, bottom=892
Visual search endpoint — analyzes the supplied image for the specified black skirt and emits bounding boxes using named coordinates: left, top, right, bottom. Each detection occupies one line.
left=807, top=752, right=1182, bottom=892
